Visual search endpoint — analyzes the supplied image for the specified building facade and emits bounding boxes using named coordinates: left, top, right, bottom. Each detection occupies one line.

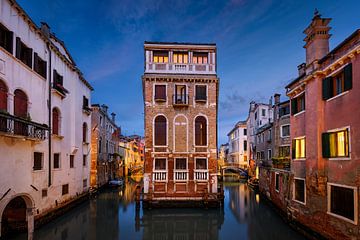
left=286, top=12, right=360, bottom=239
left=0, top=0, right=93, bottom=237
left=142, top=42, right=222, bottom=207
left=226, top=121, right=248, bottom=169
left=119, top=135, right=144, bottom=178
left=90, top=104, right=121, bottom=189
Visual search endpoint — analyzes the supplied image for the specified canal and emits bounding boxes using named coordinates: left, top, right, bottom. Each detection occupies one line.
left=10, top=180, right=306, bottom=240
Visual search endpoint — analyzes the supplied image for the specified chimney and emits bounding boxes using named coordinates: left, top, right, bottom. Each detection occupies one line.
left=297, top=63, right=306, bottom=76
left=111, top=112, right=116, bottom=122
left=101, top=104, right=108, bottom=114
left=250, top=101, right=256, bottom=112
left=274, top=93, right=281, bottom=105
left=303, top=9, right=332, bottom=65
left=40, top=22, right=50, bottom=38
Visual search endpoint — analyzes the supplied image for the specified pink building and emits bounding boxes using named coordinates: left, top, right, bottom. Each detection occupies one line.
left=286, top=11, right=360, bottom=239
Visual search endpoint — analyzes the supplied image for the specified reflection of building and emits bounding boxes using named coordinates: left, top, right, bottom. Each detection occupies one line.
left=228, top=184, right=252, bottom=223
left=218, top=143, right=229, bottom=169
left=0, top=0, right=92, bottom=238
left=285, top=11, right=360, bottom=239
left=142, top=42, right=222, bottom=207
left=141, top=208, right=224, bottom=240
left=226, top=121, right=248, bottom=169
left=90, top=104, right=121, bottom=189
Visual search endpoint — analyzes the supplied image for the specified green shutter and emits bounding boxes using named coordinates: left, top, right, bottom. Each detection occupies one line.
left=344, top=63, right=352, bottom=91
left=322, top=132, right=330, bottom=158
left=291, top=99, right=297, bottom=115
left=15, top=37, right=21, bottom=59
left=292, top=139, right=296, bottom=159
left=322, top=77, right=333, bottom=100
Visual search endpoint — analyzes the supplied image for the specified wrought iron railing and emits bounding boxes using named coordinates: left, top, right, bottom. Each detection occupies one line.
left=172, top=94, right=189, bottom=106
left=0, top=112, right=48, bottom=140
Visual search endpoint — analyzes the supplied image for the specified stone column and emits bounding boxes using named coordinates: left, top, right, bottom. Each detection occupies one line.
left=27, top=207, right=34, bottom=240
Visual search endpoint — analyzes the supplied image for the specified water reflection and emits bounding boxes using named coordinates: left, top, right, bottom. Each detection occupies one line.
left=10, top=180, right=305, bottom=240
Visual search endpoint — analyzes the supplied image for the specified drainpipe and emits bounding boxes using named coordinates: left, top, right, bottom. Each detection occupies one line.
left=47, top=42, right=52, bottom=187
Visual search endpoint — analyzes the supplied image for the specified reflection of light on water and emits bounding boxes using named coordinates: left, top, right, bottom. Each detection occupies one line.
left=256, top=194, right=260, bottom=204
left=119, top=191, right=123, bottom=197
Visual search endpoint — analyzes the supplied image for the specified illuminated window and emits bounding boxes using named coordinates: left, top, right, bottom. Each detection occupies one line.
left=173, top=52, right=188, bottom=64
left=323, top=64, right=352, bottom=100
left=192, top=52, right=208, bottom=64
left=153, top=51, right=168, bottom=63
left=322, top=128, right=349, bottom=158
left=292, top=137, right=305, bottom=159
left=291, top=93, right=305, bottom=115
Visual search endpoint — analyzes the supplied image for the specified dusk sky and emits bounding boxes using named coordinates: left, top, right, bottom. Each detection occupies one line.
left=18, top=0, right=360, bottom=144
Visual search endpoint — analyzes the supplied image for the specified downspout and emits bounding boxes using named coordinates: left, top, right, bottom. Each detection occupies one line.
left=47, top=42, right=52, bottom=187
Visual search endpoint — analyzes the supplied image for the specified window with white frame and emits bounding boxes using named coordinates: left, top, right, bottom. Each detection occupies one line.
left=292, top=137, right=305, bottom=159
left=154, top=158, right=166, bottom=170
left=281, top=125, right=290, bottom=138
left=195, top=158, right=207, bottom=169
left=322, top=128, right=350, bottom=158
left=267, top=149, right=272, bottom=160
left=175, top=158, right=187, bottom=170
left=328, top=183, right=357, bottom=224
left=294, top=178, right=305, bottom=204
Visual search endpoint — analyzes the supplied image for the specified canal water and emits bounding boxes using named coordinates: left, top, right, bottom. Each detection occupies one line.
left=11, top=180, right=306, bottom=240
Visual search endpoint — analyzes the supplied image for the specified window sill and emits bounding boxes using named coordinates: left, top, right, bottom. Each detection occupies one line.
left=293, top=199, right=306, bottom=205
left=52, top=168, right=62, bottom=171
left=154, top=98, right=167, bottom=102
left=326, top=91, right=349, bottom=102
left=83, top=142, right=89, bottom=145
left=52, top=134, right=64, bottom=139
left=32, top=169, right=45, bottom=173
left=327, top=211, right=357, bottom=225
left=195, top=99, right=207, bottom=103
left=275, top=189, right=279, bottom=193
left=293, top=110, right=305, bottom=117
left=280, top=136, right=290, bottom=139
left=328, top=157, right=351, bottom=161
left=293, top=158, right=306, bottom=161
left=52, top=88, right=66, bottom=99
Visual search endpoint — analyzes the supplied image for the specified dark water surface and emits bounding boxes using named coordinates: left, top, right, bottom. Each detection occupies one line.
left=12, top=180, right=306, bottom=240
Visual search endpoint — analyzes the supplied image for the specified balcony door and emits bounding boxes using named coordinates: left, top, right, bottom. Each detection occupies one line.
left=175, top=85, right=186, bottom=104
left=13, top=89, right=28, bottom=135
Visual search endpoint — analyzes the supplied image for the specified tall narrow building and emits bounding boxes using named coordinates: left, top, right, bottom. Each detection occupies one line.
left=142, top=42, right=222, bottom=207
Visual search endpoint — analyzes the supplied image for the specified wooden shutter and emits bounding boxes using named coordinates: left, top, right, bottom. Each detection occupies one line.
left=5, top=31, right=13, bottom=54
left=155, top=85, right=166, bottom=100
left=344, top=63, right=352, bottom=91
left=0, top=81, right=7, bottom=111
left=14, top=90, right=27, bottom=118
left=26, top=47, right=33, bottom=68
left=83, top=123, right=87, bottom=142
left=15, top=37, right=21, bottom=59
left=292, top=139, right=296, bottom=159
left=322, top=132, right=330, bottom=158
left=291, top=98, right=297, bottom=115
left=322, top=77, right=333, bottom=100
left=196, top=86, right=206, bottom=100
left=52, top=109, right=59, bottom=135
left=34, top=52, right=39, bottom=72
left=155, top=116, right=166, bottom=146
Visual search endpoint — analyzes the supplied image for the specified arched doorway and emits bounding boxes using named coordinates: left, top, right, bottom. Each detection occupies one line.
left=1, top=195, right=34, bottom=238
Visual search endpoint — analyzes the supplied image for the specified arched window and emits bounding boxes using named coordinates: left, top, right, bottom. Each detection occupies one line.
left=0, top=80, right=8, bottom=111
left=14, top=89, right=28, bottom=118
left=195, top=116, right=207, bottom=146
left=154, top=115, right=167, bottom=146
left=83, top=122, right=87, bottom=143
left=52, top=108, right=60, bottom=135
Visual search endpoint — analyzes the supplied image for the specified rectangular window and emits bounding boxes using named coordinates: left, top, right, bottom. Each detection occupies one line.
left=294, top=178, right=305, bottom=204
left=153, top=51, right=168, bottom=63
left=0, top=23, right=13, bottom=54
left=154, top=158, right=166, bottom=170
left=83, top=179, right=87, bottom=188
left=173, top=52, right=188, bottom=64
left=244, top=129, right=247, bottom=135
left=260, top=151, right=265, bottom=160
left=243, top=140, right=247, bottom=151
left=279, top=105, right=290, bottom=117
left=255, top=112, right=258, bottom=120
left=53, top=70, right=68, bottom=95
left=292, top=137, right=305, bottom=159
left=34, top=53, right=47, bottom=79
left=33, top=152, right=43, bottom=171
left=195, top=85, right=207, bottom=101
left=291, top=93, right=305, bottom=115
left=174, top=85, right=187, bottom=105
left=175, top=158, right=187, bottom=170
left=42, top=189, right=47, bottom=198
left=54, top=153, right=60, bottom=169
left=281, top=125, right=290, bottom=138
left=275, top=173, right=280, bottom=192
left=268, top=149, right=272, bottom=160
left=195, top=158, right=207, bottom=169
left=62, top=184, right=69, bottom=195
left=328, top=184, right=357, bottom=223
left=322, top=128, right=349, bottom=158
left=323, top=64, right=352, bottom=100
left=83, top=96, right=89, bottom=110
left=262, top=109, right=266, bottom=116
left=70, top=155, right=74, bottom=168
left=192, top=52, right=208, bottom=64
left=154, top=85, right=166, bottom=101
left=15, top=37, right=32, bottom=68
left=83, top=155, right=87, bottom=166
left=279, top=146, right=290, bottom=157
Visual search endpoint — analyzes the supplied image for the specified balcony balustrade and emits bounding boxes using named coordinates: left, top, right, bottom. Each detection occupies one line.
left=194, top=170, right=208, bottom=181
left=146, top=62, right=216, bottom=74
left=153, top=171, right=167, bottom=182
left=174, top=170, right=188, bottom=181
left=0, top=112, right=48, bottom=141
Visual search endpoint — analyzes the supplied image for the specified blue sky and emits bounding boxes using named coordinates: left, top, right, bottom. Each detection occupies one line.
left=18, top=0, right=360, bottom=144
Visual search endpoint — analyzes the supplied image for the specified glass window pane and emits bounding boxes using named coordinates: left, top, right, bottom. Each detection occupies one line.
left=337, top=131, right=345, bottom=157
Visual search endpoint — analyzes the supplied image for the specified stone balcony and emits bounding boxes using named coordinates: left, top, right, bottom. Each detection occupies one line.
left=145, top=62, right=216, bottom=75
